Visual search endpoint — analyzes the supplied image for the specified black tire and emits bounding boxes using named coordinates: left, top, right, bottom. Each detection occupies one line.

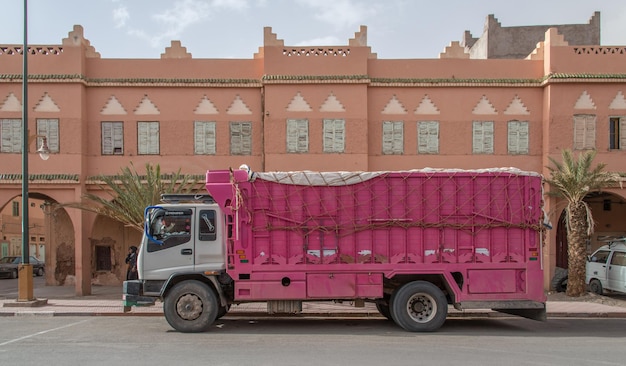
left=551, top=267, right=568, bottom=292
left=36, top=268, right=44, bottom=277
left=216, top=304, right=231, bottom=319
left=589, top=279, right=603, bottom=295
left=390, top=281, right=448, bottom=332
left=163, top=280, right=218, bottom=333
left=375, top=299, right=392, bottom=321
left=10, top=269, right=17, bottom=279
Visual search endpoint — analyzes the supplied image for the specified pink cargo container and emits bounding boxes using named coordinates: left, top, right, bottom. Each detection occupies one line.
left=205, top=168, right=546, bottom=331
left=124, top=167, right=546, bottom=333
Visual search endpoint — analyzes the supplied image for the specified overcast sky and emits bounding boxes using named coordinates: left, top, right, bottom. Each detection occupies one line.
left=1, top=0, right=625, bottom=59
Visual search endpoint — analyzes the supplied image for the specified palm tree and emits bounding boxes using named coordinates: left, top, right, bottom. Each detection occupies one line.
left=62, top=163, right=204, bottom=232
left=545, top=149, right=621, bottom=297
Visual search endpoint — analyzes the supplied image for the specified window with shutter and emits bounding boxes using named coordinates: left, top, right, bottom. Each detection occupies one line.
left=0, top=119, right=22, bottom=153
left=138, top=121, right=159, bottom=155
left=194, top=121, right=216, bottom=155
left=609, top=117, right=626, bottom=150
left=230, top=122, right=252, bottom=155
left=382, top=121, right=403, bottom=155
left=507, top=121, right=529, bottom=155
left=323, top=119, right=345, bottom=153
left=286, top=119, right=309, bottom=153
left=102, top=122, right=124, bottom=155
left=473, top=121, right=494, bottom=154
left=36, top=119, right=60, bottom=153
left=573, top=114, right=596, bottom=150
left=417, top=121, right=439, bottom=154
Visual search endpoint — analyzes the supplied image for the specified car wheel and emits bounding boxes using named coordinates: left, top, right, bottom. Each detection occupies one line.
left=589, top=279, right=603, bottom=295
left=551, top=267, right=568, bottom=292
left=10, top=269, right=18, bottom=279
left=36, top=268, right=44, bottom=277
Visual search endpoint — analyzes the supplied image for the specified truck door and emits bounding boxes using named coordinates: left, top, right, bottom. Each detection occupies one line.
left=586, top=249, right=610, bottom=288
left=607, top=250, right=626, bottom=293
left=142, top=208, right=195, bottom=279
left=194, top=208, right=225, bottom=272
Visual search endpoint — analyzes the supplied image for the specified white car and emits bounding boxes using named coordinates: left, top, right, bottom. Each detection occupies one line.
left=586, top=240, right=626, bottom=295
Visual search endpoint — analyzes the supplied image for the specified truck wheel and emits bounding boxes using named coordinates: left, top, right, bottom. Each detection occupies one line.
left=390, top=281, right=447, bottom=332
left=375, top=299, right=392, bottom=320
left=163, top=280, right=218, bottom=333
left=216, top=304, right=231, bottom=319
left=589, top=279, right=603, bottom=295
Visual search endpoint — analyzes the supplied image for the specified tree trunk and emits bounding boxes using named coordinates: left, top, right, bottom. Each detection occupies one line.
left=566, top=202, right=589, bottom=297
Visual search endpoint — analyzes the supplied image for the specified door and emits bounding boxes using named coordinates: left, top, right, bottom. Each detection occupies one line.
left=194, top=208, right=225, bottom=272
left=586, top=249, right=610, bottom=288
left=142, top=207, right=195, bottom=280
left=607, top=251, right=626, bottom=293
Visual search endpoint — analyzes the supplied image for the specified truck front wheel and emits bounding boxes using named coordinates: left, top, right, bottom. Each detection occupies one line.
left=163, top=280, right=218, bottom=333
left=390, top=281, right=447, bottom=332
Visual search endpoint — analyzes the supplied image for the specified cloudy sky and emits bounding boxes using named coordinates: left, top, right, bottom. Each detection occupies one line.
left=1, top=0, right=625, bottom=59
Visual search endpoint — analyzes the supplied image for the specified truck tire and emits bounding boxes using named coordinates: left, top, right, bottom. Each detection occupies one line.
left=163, top=280, right=218, bottom=333
left=375, top=299, right=392, bottom=320
left=551, top=267, right=568, bottom=292
left=390, top=281, right=447, bottom=332
left=589, top=279, right=603, bottom=295
left=216, top=304, right=230, bottom=319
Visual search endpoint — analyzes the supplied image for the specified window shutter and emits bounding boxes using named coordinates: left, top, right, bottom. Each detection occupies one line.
left=620, top=117, right=626, bottom=150
left=418, top=121, right=439, bottom=154
left=483, top=122, right=494, bottom=153
left=287, top=119, right=308, bottom=153
left=37, top=119, right=59, bottom=153
left=508, top=121, right=529, bottom=155
left=383, top=121, right=403, bottom=155
left=518, top=122, right=529, bottom=154
left=138, top=122, right=159, bottom=155
left=195, top=121, right=216, bottom=155
left=473, top=121, right=493, bottom=154
left=472, top=122, right=483, bottom=153
left=573, top=115, right=596, bottom=150
left=112, top=123, right=124, bottom=154
left=323, top=119, right=345, bottom=153
left=102, top=123, right=113, bottom=155
left=147, top=122, right=159, bottom=154
left=584, top=115, right=596, bottom=150
left=230, top=122, right=252, bottom=155
left=382, top=121, right=393, bottom=154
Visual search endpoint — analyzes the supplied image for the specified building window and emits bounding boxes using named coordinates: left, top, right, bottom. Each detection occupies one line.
left=0, top=119, right=22, bottom=153
left=382, top=121, right=403, bottom=155
left=286, top=119, right=309, bottom=153
left=323, top=119, right=345, bottom=153
left=573, top=114, right=596, bottom=150
left=36, top=119, right=60, bottom=153
left=609, top=117, right=626, bottom=150
left=230, top=122, right=252, bottom=155
left=95, top=246, right=112, bottom=271
left=473, top=121, right=494, bottom=154
left=102, top=122, right=124, bottom=155
left=12, top=202, right=19, bottom=217
left=138, top=121, right=159, bottom=155
left=417, top=121, right=439, bottom=154
left=194, top=121, right=216, bottom=155
left=507, top=120, right=529, bottom=155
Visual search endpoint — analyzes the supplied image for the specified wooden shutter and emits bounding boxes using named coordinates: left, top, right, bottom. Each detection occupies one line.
left=508, top=121, right=529, bottom=155
left=230, top=122, right=252, bottom=155
left=418, top=121, right=439, bottom=154
left=102, top=122, right=113, bottom=155
left=382, top=121, right=403, bottom=155
left=573, top=115, right=596, bottom=150
left=112, top=123, right=124, bottom=154
left=473, top=121, right=493, bottom=154
left=1, top=119, right=22, bottom=153
left=37, top=119, right=59, bottom=153
left=194, top=121, right=216, bottom=155
left=620, top=117, right=626, bottom=150
left=323, top=119, right=345, bottom=153
left=138, top=122, right=159, bottom=155
left=287, top=119, right=308, bottom=153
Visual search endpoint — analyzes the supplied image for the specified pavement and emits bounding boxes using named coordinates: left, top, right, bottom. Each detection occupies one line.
left=2, top=284, right=626, bottom=319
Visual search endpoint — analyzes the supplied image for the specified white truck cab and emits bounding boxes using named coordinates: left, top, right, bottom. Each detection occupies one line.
left=586, top=239, right=626, bottom=295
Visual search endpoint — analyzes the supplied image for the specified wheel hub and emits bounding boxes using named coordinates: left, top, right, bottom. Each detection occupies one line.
left=176, top=293, right=203, bottom=321
left=407, top=294, right=436, bottom=323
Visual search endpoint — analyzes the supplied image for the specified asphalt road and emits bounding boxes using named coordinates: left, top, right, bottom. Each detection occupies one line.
left=0, top=316, right=625, bottom=365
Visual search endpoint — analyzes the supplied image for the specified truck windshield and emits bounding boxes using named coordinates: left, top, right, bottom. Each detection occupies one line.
left=146, top=208, right=193, bottom=251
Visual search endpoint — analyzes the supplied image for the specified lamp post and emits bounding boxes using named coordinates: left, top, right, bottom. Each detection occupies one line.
left=18, top=0, right=50, bottom=302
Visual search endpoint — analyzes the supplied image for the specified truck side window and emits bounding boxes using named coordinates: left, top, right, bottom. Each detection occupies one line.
left=610, top=252, right=626, bottom=266
left=199, top=210, right=216, bottom=241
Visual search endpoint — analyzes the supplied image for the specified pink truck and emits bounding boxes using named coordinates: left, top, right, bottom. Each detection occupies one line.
left=123, top=167, right=546, bottom=332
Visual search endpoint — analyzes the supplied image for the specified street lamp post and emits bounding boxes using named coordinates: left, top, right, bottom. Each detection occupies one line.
left=18, top=0, right=50, bottom=302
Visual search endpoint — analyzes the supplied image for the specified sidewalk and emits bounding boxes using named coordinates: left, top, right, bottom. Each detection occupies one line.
left=1, top=285, right=626, bottom=318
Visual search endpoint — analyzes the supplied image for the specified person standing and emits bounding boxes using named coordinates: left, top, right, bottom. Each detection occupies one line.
left=125, top=246, right=138, bottom=280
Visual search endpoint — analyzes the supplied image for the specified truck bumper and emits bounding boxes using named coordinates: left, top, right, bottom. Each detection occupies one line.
left=122, top=280, right=157, bottom=312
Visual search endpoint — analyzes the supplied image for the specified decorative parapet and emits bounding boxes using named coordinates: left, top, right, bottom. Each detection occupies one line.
left=282, top=48, right=351, bottom=57
left=0, top=74, right=262, bottom=87
left=62, top=25, right=100, bottom=58
left=370, top=77, right=541, bottom=87
left=0, top=46, right=63, bottom=56
left=161, top=41, right=192, bottom=59
left=573, top=47, right=626, bottom=55
left=439, top=41, right=470, bottom=59
left=349, top=26, right=367, bottom=47
left=263, top=74, right=369, bottom=84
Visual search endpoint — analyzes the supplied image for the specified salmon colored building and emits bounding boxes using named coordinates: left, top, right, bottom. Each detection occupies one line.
left=1, top=14, right=625, bottom=296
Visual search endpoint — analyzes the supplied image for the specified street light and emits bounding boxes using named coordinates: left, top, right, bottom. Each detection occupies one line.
left=17, top=0, right=50, bottom=303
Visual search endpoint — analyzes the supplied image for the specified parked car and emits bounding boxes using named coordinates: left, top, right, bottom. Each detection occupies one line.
left=551, top=238, right=626, bottom=295
left=0, top=256, right=45, bottom=279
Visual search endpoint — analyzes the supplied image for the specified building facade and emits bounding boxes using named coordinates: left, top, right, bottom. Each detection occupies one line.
left=1, top=17, right=625, bottom=295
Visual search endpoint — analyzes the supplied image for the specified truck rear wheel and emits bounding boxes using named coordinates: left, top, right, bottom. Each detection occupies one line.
left=390, top=281, right=447, bottom=332
left=163, top=280, right=218, bottom=333
left=375, top=298, right=392, bottom=320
